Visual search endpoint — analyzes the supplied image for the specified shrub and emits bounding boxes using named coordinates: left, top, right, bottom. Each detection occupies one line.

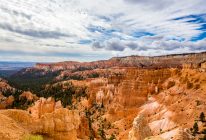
left=167, top=81, right=175, bottom=89
left=202, top=129, right=206, bottom=134
left=195, top=84, right=200, bottom=90
left=194, top=79, right=199, bottom=83
left=108, top=134, right=116, bottom=140
left=160, top=128, right=163, bottom=134
left=4, top=89, right=34, bottom=110
left=192, top=122, right=199, bottom=136
left=23, top=134, right=43, bottom=140
left=196, top=100, right=201, bottom=106
left=85, top=109, right=95, bottom=140
left=88, top=73, right=100, bottom=78
left=200, top=112, right=206, bottom=122
left=187, top=81, right=193, bottom=89
left=199, top=134, right=206, bottom=140
left=98, top=127, right=106, bottom=140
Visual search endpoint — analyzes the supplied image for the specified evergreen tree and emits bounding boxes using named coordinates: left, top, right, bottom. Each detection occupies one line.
left=192, top=122, right=199, bottom=136
left=108, top=134, right=116, bottom=140
left=200, top=112, right=206, bottom=122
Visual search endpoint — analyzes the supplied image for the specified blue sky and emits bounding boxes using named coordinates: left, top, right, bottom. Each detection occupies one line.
left=0, top=0, right=206, bottom=62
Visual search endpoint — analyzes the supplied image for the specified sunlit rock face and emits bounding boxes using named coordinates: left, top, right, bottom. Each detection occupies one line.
left=36, top=108, right=80, bottom=140
left=0, top=98, right=81, bottom=140
left=113, top=69, right=173, bottom=108
left=128, top=114, right=152, bottom=140
left=88, top=68, right=173, bottom=111
left=129, top=67, right=206, bottom=140
left=144, top=136, right=165, bottom=140
left=82, top=68, right=175, bottom=139
left=17, top=52, right=206, bottom=83
left=28, top=97, right=58, bottom=119
left=34, top=52, right=206, bottom=71
left=81, top=65, right=206, bottom=139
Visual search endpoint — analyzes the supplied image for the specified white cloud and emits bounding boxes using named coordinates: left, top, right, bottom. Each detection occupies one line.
left=0, top=0, right=205, bottom=61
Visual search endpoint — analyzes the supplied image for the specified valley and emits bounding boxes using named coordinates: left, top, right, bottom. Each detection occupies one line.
left=0, top=52, right=206, bottom=140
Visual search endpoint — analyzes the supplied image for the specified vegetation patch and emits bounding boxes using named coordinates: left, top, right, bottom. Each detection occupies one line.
left=39, top=82, right=87, bottom=107
left=2, top=89, right=34, bottom=110
left=8, top=69, right=61, bottom=93
left=187, top=81, right=193, bottom=89
left=22, top=134, right=43, bottom=140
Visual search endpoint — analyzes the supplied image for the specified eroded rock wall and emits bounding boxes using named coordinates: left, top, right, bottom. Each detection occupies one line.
left=0, top=98, right=80, bottom=140
left=129, top=68, right=206, bottom=140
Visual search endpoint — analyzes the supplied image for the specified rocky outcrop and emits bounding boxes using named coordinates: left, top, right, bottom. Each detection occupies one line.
left=144, top=136, right=165, bottom=140
left=4, top=52, right=206, bottom=139
left=13, top=52, right=206, bottom=83
left=105, top=68, right=172, bottom=108
left=129, top=114, right=152, bottom=140
left=129, top=68, right=206, bottom=140
left=34, top=52, right=206, bottom=71
left=28, top=97, right=61, bottom=119
left=0, top=94, right=14, bottom=109
left=0, top=111, right=28, bottom=140
left=0, top=98, right=81, bottom=140
left=173, top=128, right=194, bottom=140
left=28, top=97, right=80, bottom=140
left=0, top=78, right=14, bottom=92
left=36, top=108, right=80, bottom=140
left=0, top=78, right=15, bottom=109
left=20, top=91, right=38, bottom=101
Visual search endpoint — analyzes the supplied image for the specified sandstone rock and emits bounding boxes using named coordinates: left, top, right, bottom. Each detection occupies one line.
left=34, top=52, right=206, bottom=72
left=173, top=128, right=194, bottom=140
left=20, top=91, right=38, bottom=101
left=4, top=52, right=206, bottom=139
left=144, top=136, right=165, bottom=140
left=201, top=62, right=206, bottom=69
left=0, top=108, right=80, bottom=140
left=38, top=108, right=80, bottom=140
left=129, top=114, right=152, bottom=140
left=96, top=90, right=104, bottom=105
left=28, top=97, right=61, bottom=119
left=0, top=113, right=28, bottom=140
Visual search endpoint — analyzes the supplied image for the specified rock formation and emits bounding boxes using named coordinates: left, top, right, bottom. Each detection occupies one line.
left=0, top=98, right=80, bottom=140
left=0, top=94, right=14, bottom=109
left=129, top=67, right=206, bottom=140
left=129, top=114, right=152, bottom=140
left=3, top=51, right=206, bottom=139
left=34, top=52, right=206, bottom=71
left=28, top=97, right=61, bottom=119
left=12, top=52, right=206, bottom=83
left=0, top=78, right=15, bottom=109
left=172, top=128, right=194, bottom=140
left=144, top=136, right=165, bottom=140
left=19, top=91, right=38, bottom=102
left=0, top=78, right=14, bottom=92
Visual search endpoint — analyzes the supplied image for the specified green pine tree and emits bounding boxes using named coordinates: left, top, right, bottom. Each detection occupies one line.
left=192, top=122, right=199, bottom=136
left=200, top=112, right=206, bottom=122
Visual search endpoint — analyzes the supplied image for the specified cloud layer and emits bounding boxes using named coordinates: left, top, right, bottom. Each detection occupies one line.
left=0, top=0, right=206, bottom=62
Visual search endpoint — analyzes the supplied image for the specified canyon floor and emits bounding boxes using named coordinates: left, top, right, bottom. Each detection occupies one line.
left=0, top=52, right=206, bottom=140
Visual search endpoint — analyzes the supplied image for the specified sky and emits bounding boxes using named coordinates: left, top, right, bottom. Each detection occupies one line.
left=0, top=0, right=206, bottom=62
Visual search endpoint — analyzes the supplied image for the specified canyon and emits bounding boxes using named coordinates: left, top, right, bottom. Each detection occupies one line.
left=0, top=52, right=206, bottom=140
